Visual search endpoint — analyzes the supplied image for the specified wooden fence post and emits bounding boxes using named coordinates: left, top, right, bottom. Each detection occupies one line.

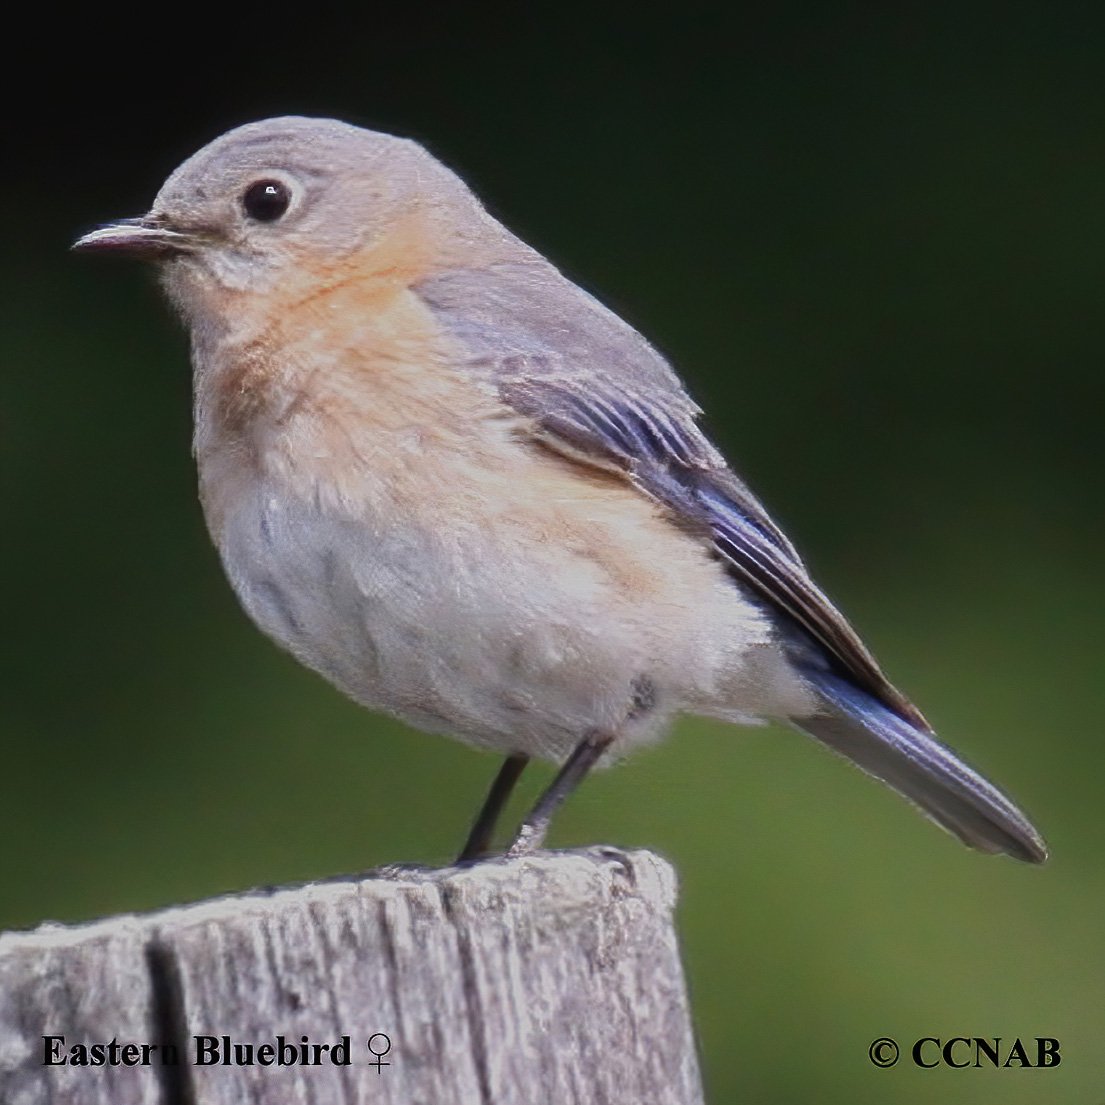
left=0, top=847, right=704, bottom=1105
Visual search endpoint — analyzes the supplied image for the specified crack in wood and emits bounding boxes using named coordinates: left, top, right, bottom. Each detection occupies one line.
left=145, top=937, right=196, bottom=1105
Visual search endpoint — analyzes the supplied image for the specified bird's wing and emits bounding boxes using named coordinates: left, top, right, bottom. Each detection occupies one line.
left=416, top=263, right=926, bottom=730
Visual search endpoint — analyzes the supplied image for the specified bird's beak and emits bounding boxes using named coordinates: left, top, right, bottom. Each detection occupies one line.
left=71, top=216, right=197, bottom=259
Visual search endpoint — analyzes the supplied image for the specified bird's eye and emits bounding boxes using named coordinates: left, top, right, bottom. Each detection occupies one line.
left=241, top=179, right=292, bottom=222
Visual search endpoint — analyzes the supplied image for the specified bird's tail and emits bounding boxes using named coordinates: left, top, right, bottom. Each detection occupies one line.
left=793, top=668, right=1047, bottom=863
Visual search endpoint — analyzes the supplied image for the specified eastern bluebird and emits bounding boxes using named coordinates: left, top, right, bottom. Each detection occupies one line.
left=74, top=117, right=1046, bottom=863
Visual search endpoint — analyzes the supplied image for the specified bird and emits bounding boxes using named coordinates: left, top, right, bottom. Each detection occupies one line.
left=73, top=116, right=1047, bottom=864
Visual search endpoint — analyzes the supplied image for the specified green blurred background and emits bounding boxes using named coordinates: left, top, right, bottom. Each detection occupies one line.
left=3, top=5, right=1103, bottom=1102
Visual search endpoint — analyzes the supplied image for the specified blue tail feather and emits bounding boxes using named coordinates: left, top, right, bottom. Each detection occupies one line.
left=794, top=668, right=1047, bottom=863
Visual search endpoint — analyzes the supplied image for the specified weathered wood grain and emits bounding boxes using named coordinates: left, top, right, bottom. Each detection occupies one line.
left=0, top=848, right=703, bottom=1105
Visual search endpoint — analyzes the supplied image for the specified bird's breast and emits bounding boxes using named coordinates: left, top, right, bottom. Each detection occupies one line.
left=190, top=284, right=783, bottom=757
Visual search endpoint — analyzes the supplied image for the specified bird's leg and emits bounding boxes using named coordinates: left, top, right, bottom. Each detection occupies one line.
left=456, top=753, right=530, bottom=863
left=506, top=729, right=615, bottom=857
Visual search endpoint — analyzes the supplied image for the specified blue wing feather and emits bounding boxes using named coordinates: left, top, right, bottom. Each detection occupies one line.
left=417, top=265, right=924, bottom=727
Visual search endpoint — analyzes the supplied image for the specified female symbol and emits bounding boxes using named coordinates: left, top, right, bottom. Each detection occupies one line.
left=366, top=1033, right=392, bottom=1072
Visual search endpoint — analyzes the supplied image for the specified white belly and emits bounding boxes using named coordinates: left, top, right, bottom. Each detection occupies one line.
left=206, top=455, right=803, bottom=763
